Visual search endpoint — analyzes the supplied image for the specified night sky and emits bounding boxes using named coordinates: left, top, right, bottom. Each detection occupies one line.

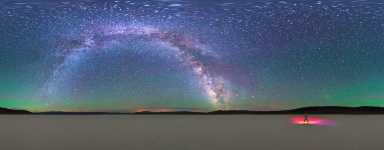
left=1, top=0, right=384, bottom=112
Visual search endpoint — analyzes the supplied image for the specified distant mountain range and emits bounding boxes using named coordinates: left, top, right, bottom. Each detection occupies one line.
left=0, top=107, right=32, bottom=114
left=2, top=106, right=384, bottom=114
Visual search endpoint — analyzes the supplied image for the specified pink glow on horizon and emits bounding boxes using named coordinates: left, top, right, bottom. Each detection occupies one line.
left=291, top=116, right=336, bottom=126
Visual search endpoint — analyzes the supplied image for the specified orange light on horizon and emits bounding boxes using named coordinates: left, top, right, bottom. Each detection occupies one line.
left=135, top=108, right=174, bottom=113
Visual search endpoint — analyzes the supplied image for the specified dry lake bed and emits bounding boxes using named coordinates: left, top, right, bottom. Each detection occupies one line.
left=0, top=115, right=383, bottom=150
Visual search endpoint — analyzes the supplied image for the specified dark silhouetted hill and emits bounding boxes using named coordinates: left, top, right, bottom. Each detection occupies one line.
left=288, top=106, right=384, bottom=114
left=2, top=106, right=384, bottom=114
left=134, top=111, right=205, bottom=115
left=209, top=106, right=384, bottom=114
left=0, top=107, right=31, bottom=114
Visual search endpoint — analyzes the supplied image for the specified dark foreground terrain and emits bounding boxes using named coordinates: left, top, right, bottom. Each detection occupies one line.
left=1, top=107, right=383, bottom=149
left=2, top=106, right=384, bottom=114
left=0, top=115, right=382, bottom=150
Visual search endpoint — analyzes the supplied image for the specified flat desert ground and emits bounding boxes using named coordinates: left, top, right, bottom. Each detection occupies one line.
left=0, top=115, right=382, bottom=150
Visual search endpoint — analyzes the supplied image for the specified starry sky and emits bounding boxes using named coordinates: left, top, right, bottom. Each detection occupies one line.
left=1, top=0, right=384, bottom=112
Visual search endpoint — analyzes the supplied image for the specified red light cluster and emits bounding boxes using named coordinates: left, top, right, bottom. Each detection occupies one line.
left=291, top=116, right=335, bottom=126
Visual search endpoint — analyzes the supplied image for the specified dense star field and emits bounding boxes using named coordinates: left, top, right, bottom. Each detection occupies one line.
left=1, top=0, right=384, bottom=112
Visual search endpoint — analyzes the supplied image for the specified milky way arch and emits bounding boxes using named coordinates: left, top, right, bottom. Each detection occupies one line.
left=41, top=25, right=231, bottom=108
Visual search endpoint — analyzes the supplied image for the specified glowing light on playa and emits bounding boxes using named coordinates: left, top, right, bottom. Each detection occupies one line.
left=291, top=116, right=336, bottom=126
